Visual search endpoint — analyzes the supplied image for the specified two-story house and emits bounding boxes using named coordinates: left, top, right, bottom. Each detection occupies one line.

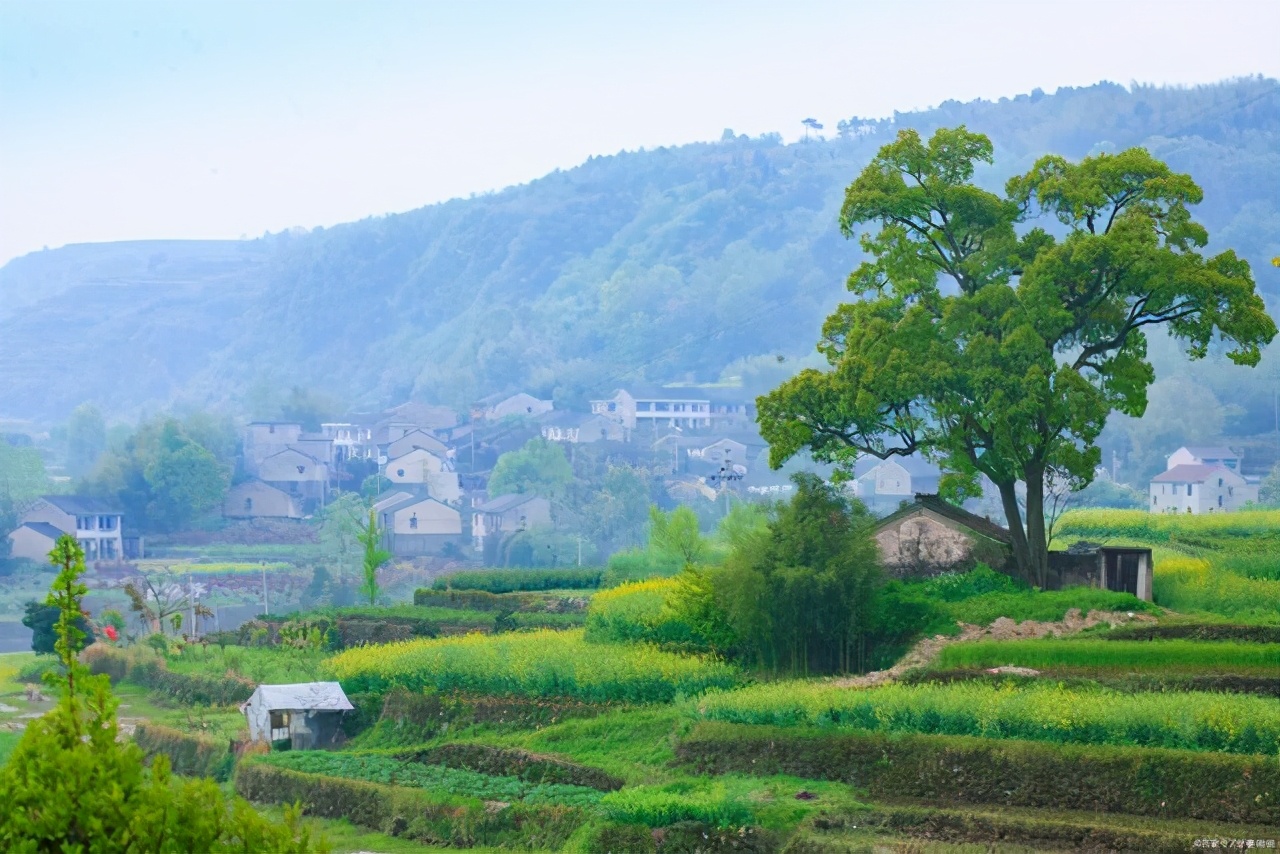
left=384, top=447, right=461, bottom=503
left=377, top=495, right=464, bottom=557
left=8, top=496, right=126, bottom=562
left=591, top=386, right=712, bottom=431
left=1149, top=464, right=1256, bottom=514
left=1166, top=446, right=1242, bottom=473
left=471, top=493, right=553, bottom=560
left=854, top=456, right=942, bottom=508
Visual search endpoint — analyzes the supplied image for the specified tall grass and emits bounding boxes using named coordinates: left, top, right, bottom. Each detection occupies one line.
left=1155, top=558, right=1280, bottom=624
left=934, top=639, right=1280, bottom=675
left=327, top=629, right=740, bottom=703
left=584, top=578, right=698, bottom=647
left=941, top=588, right=1155, bottom=625
left=431, top=567, right=603, bottom=593
left=698, top=680, right=1280, bottom=754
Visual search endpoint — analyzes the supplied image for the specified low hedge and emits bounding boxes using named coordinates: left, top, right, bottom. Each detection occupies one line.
left=133, top=723, right=235, bottom=781
left=789, top=806, right=1220, bottom=854
left=1102, top=623, right=1280, bottom=643
left=904, top=667, right=1280, bottom=698
left=234, top=761, right=585, bottom=849
left=676, top=722, right=1280, bottom=825
left=590, top=821, right=777, bottom=854
left=400, top=744, right=624, bottom=792
left=82, top=645, right=254, bottom=706
left=428, top=567, right=604, bottom=593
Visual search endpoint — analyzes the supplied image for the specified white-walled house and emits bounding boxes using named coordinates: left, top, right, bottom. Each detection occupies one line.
left=384, top=448, right=460, bottom=503
left=378, top=495, right=463, bottom=556
left=1166, top=446, right=1242, bottom=473
left=223, top=480, right=303, bottom=520
left=591, top=387, right=712, bottom=431
left=1149, top=464, right=1257, bottom=514
left=9, top=496, right=125, bottom=561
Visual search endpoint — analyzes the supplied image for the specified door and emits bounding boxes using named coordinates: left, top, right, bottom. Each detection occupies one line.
left=1105, top=553, right=1139, bottom=596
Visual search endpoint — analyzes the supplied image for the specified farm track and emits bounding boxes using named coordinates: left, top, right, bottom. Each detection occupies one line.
left=832, top=608, right=1158, bottom=689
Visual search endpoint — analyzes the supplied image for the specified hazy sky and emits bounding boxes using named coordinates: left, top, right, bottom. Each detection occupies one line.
left=2, top=0, right=1278, bottom=265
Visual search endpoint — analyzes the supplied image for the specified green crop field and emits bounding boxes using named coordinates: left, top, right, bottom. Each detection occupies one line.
left=933, top=638, right=1280, bottom=675
left=256, top=752, right=605, bottom=808
left=697, top=680, right=1280, bottom=754
left=327, top=628, right=741, bottom=703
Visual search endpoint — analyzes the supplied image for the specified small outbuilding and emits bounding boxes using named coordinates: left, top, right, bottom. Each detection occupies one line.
left=240, top=682, right=354, bottom=749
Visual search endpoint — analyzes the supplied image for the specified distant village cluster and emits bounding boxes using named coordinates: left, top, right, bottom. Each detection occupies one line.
left=4, top=377, right=1263, bottom=569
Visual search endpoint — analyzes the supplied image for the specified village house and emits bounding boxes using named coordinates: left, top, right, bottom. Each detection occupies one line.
left=240, top=682, right=353, bottom=749
left=8, top=495, right=133, bottom=562
left=472, top=392, right=554, bottom=422
left=222, top=479, right=303, bottom=520
left=385, top=428, right=451, bottom=461
left=378, top=495, right=464, bottom=556
left=319, top=422, right=376, bottom=463
left=703, top=388, right=756, bottom=427
left=384, top=447, right=461, bottom=503
left=873, top=493, right=1013, bottom=577
left=591, top=386, right=712, bottom=431
left=1149, top=464, right=1256, bottom=513
left=1166, top=445, right=1242, bottom=473
left=539, top=411, right=627, bottom=444
left=471, top=494, right=552, bottom=542
left=854, top=456, right=942, bottom=508
left=257, top=447, right=331, bottom=510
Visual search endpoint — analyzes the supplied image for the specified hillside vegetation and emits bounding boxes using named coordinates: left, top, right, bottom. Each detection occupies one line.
left=3, top=78, right=1278, bottom=420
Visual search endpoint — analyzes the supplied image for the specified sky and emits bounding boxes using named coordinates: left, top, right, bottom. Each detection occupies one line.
left=2, top=0, right=1278, bottom=265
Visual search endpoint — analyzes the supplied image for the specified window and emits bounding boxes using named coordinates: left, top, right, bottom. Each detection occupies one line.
left=1218, top=495, right=1224, bottom=508
left=77, top=515, right=93, bottom=531
left=245, top=497, right=253, bottom=512
left=1152, top=496, right=1158, bottom=506
left=100, top=539, right=116, bottom=560
left=607, top=403, right=616, bottom=412
left=396, top=468, right=405, bottom=478
left=268, top=424, right=275, bottom=434
left=1186, top=484, right=1192, bottom=496
left=409, top=513, right=418, bottom=530
left=98, top=515, right=117, bottom=530
left=1218, top=478, right=1224, bottom=487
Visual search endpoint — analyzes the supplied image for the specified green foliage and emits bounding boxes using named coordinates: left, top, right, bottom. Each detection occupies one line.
left=21, top=599, right=93, bottom=655
left=317, top=491, right=366, bottom=585
left=584, top=578, right=703, bottom=650
left=759, top=126, right=1276, bottom=588
left=681, top=474, right=884, bottom=674
left=601, top=548, right=683, bottom=587
left=429, top=566, right=604, bottom=593
left=677, top=721, right=1280, bottom=825
left=647, top=505, right=707, bottom=569
left=133, top=723, right=236, bottom=781
left=235, top=761, right=584, bottom=850
left=1103, top=623, right=1280, bottom=643
left=364, top=687, right=611, bottom=746
left=82, top=644, right=258, bottom=706
left=933, top=639, right=1280, bottom=675
left=357, top=507, right=391, bottom=606
left=327, top=628, right=741, bottom=703
left=698, top=679, right=1280, bottom=754
left=1069, top=477, right=1149, bottom=509
left=917, top=564, right=1027, bottom=601
left=0, top=535, right=321, bottom=852
left=599, top=784, right=753, bottom=829
left=404, top=743, right=624, bottom=792
left=1152, top=557, right=1280, bottom=623
left=488, top=437, right=574, bottom=499
left=939, top=586, right=1155, bottom=625
left=65, top=403, right=106, bottom=478
left=258, top=751, right=604, bottom=807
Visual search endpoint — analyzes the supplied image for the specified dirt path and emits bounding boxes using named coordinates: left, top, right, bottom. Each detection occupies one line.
left=832, top=607, right=1157, bottom=688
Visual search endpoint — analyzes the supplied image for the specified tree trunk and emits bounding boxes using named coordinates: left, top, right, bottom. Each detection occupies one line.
left=996, top=480, right=1035, bottom=584
left=1023, top=463, right=1050, bottom=589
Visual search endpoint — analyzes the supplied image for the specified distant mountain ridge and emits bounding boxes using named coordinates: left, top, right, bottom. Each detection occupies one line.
left=2, top=78, right=1277, bottom=423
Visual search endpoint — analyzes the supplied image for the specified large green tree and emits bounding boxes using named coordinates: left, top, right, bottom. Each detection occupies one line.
left=488, top=437, right=574, bottom=500
left=65, top=404, right=107, bottom=478
left=759, top=127, right=1275, bottom=585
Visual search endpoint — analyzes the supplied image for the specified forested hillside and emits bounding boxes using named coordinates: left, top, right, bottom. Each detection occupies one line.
left=2, top=78, right=1277, bottom=423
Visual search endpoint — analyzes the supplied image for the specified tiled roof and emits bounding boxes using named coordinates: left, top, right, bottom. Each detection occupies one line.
left=876, top=493, right=1013, bottom=545
left=40, top=495, right=122, bottom=515
left=17, top=521, right=65, bottom=540
left=475, top=493, right=539, bottom=513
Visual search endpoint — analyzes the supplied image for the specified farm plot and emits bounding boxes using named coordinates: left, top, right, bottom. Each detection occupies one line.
left=327, top=628, right=741, bottom=703
left=933, top=639, right=1280, bottom=676
left=697, top=680, right=1280, bottom=754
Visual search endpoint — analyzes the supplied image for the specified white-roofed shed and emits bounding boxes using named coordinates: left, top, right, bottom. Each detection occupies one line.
left=240, top=681, right=354, bottom=748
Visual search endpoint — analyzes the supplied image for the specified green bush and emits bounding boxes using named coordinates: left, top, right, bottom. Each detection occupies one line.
left=601, top=549, right=683, bottom=588
left=918, top=564, right=1027, bottom=601
left=584, top=578, right=703, bottom=649
left=677, top=722, right=1280, bottom=824
left=82, top=645, right=255, bottom=706
left=901, top=667, right=1280, bottom=699
left=599, top=785, right=754, bottom=830
left=430, top=567, right=604, bottom=593
left=235, top=761, right=586, bottom=849
left=941, top=586, right=1155, bottom=625
left=1103, top=623, right=1280, bottom=643
left=697, top=679, right=1280, bottom=754
left=362, top=688, right=612, bottom=748
left=133, top=723, right=235, bottom=781
left=402, top=744, right=624, bottom=791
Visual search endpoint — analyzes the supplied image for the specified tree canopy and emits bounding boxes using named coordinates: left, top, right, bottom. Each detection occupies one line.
left=759, top=126, right=1276, bottom=584
left=488, top=437, right=574, bottom=499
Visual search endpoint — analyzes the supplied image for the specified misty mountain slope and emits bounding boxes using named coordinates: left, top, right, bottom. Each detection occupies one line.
left=2, top=78, right=1277, bottom=421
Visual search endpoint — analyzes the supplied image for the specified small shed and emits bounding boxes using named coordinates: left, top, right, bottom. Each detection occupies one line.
left=1048, top=544, right=1154, bottom=602
left=240, top=682, right=354, bottom=749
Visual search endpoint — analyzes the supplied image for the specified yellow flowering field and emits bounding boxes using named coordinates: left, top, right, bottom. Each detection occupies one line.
left=327, top=628, right=739, bottom=703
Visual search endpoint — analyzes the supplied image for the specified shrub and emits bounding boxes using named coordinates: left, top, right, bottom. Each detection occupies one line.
left=601, top=549, right=684, bottom=588
left=430, top=567, right=604, bottom=593
left=697, top=679, right=1280, bottom=754
left=235, top=761, right=585, bottom=849
left=585, top=579, right=702, bottom=649
left=361, top=688, right=613, bottom=747
left=82, top=645, right=256, bottom=706
left=327, top=629, right=741, bottom=704
left=599, top=786, right=753, bottom=829
left=918, top=564, right=1027, bottom=601
left=1103, top=623, right=1280, bottom=643
left=941, top=586, right=1155, bottom=625
left=133, top=723, right=235, bottom=781
left=677, top=722, right=1280, bottom=824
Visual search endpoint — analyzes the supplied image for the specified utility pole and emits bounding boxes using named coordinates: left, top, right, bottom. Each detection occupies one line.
left=260, top=560, right=269, bottom=617
left=577, top=536, right=582, bottom=567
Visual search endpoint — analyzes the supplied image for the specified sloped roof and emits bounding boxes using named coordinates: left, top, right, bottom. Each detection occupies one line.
left=262, top=447, right=319, bottom=464
left=226, top=479, right=293, bottom=498
left=854, top=455, right=941, bottom=479
left=475, top=493, right=540, bottom=513
left=384, top=494, right=456, bottom=515
left=15, top=521, right=64, bottom=540
left=876, top=494, right=1013, bottom=545
left=245, top=682, right=353, bottom=712
left=40, top=495, right=121, bottom=515
left=1151, top=464, right=1234, bottom=484
left=613, top=385, right=712, bottom=402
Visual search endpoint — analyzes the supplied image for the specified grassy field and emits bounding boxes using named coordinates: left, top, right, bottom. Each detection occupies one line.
left=933, top=638, right=1280, bottom=675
